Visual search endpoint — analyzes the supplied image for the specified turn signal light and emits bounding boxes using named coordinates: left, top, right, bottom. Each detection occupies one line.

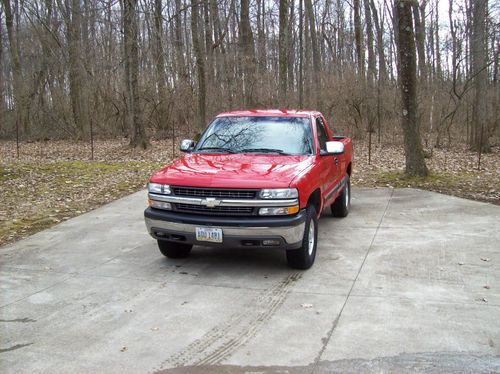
left=259, top=205, right=299, bottom=216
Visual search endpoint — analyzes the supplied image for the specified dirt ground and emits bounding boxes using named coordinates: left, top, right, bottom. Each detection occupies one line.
left=0, top=139, right=498, bottom=247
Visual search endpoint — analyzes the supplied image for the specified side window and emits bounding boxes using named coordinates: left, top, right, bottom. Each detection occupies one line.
left=315, top=117, right=329, bottom=152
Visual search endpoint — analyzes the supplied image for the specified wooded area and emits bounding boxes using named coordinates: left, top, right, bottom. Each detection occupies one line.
left=0, top=0, right=498, bottom=159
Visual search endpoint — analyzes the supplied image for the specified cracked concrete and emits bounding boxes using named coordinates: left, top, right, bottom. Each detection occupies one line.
left=1, top=188, right=499, bottom=373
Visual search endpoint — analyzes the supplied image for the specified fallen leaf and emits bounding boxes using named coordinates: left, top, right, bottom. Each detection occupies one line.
left=301, top=303, right=313, bottom=309
left=120, top=346, right=127, bottom=352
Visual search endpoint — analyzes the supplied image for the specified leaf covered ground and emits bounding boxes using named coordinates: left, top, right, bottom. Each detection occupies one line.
left=0, top=139, right=499, bottom=247
left=352, top=142, right=499, bottom=205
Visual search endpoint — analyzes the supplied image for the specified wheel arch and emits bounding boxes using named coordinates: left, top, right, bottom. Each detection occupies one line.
left=306, top=188, right=322, bottom=217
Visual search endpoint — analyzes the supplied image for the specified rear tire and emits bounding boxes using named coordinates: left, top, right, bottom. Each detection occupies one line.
left=157, top=240, right=192, bottom=259
left=286, top=206, right=318, bottom=270
left=331, top=176, right=350, bottom=217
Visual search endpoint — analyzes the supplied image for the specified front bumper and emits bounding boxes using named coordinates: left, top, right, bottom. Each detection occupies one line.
left=144, top=208, right=306, bottom=250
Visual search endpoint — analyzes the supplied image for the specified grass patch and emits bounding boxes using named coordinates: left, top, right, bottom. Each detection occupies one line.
left=353, top=169, right=499, bottom=204
left=0, top=160, right=164, bottom=246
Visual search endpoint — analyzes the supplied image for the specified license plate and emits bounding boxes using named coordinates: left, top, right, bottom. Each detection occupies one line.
left=195, top=227, right=223, bottom=243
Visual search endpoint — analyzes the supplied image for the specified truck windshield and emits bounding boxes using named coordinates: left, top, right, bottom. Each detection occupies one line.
left=195, top=116, right=313, bottom=155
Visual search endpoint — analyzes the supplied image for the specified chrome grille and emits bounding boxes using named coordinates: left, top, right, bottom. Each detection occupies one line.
left=174, top=203, right=255, bottom=216
left=172, top=187, right=257, bottom=199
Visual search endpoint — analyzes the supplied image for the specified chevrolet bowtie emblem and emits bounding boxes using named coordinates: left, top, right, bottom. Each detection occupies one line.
left=202, top=198, right=221, bottom=208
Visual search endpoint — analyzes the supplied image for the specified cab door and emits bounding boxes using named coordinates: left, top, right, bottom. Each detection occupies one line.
left=314, top=116, right=339, bottom=206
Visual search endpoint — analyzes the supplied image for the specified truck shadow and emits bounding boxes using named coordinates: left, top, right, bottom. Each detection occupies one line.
left=186, top=245, right=288, bottom=269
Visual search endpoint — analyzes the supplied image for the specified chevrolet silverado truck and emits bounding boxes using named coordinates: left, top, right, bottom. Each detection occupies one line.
left=144, top=109, right=352, bottom=269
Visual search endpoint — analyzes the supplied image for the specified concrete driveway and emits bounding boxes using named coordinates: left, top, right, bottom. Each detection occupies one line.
left=1, top=188, right=499, bottom=373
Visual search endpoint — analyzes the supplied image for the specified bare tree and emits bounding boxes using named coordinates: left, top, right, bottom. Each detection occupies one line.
left=64, top=0, right=89, bottom=136
left=413, top=1, right=427, bottom=82
left=370, top=0, right=387, bottom=80
left=354, top=0, right=365, bottom=78
left=298, top=0, right=304, bottom=107
left=192, top=0, right=206, bottom=130
left=470, top=0, right=490, bottom=152
left=279, top=0, right=289, bottom=102
left=435, top=0, right=442, bottom=79
left=2, top=0, right=28, bottom=135
left=174, top=0, right=185, bottom=80
left=123, top=0, right=149, bottom=148
left=240, top=0, right=256, bottom=107
left=153, top=0, right=168, bottom=131
left=364, top=0, right=376, bottom=81
left=395, top=0, right=428, bottom=176
left=304, top=0, right=321, bottom=104
left=0, top=7, right=5, bottom=124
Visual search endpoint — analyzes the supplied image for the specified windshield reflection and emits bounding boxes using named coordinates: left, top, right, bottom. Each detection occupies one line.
left=195, top=116, right=313, bottom=155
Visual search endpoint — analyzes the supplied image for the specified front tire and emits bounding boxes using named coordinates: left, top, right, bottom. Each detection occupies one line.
left=331, top=176, right=350, bottom=217
left=157, top=240, right=192, bottom=259
left=286, top=205, right=318, bottom=270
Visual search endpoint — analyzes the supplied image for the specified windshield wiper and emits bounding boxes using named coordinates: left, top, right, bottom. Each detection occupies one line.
left=240, top=148, right=292, bottom=155
left=197, top=147, right=237, bottom=154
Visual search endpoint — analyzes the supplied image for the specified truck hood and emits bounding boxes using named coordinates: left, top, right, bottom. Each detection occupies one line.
left=150, top=153, right=314, bottom=188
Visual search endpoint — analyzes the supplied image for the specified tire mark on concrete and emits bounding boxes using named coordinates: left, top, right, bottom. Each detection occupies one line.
left=157, top=272, right=301, bottom=370
left=0, top=317, right=36, bottom=323
left=197, top=273, right=298, bottom=366
left=0, top=343, right=33, bottom=353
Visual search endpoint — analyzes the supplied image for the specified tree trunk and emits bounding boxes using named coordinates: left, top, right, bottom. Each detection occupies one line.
left=0, top=7, right=5, bottom=122
left=395, top=0, right=428, bottom=176
left=174, top=0, right=186, bottom=80
left=124, top=0, right=149, bottom=148
left=364, top=0, right=376, bottom=82
left=298, top=0, right=304, bottom=107
left=2, top=0, right=29, bottom=136
left=413, top=1, right=427, bottom=82
left=279, top=0, right=288, bottom=103
left=287, top=1, right=295, bottom=95
left=370, top=0, right=387, bottom=81
left=67, top=0, right=89, bottom=136
left=153, top=0, right=168, bottom=130
left=203, top=0, right=214, bottom=94
left=304, top=0, right=321, bottom=105
left=336, top=0, right=345, bottom=75
left=435, top=0, right=442, bottom=79
left=240, top=0, right=256, bottom=107
left=191, top=0, right=206, bottom=130
left=471, top=0, right=490, bottom=152
left=256, top=0, right=267, bottom=74
left=354, top=0, right=365, bottom=78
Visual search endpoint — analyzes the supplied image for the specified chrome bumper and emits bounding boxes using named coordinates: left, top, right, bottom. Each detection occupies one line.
left=144, top=217, right=305, bottom=246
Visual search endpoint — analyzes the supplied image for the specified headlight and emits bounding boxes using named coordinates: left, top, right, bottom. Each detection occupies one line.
left=259, top=206, right=299, bottom=216
left=148, top=183, right=171, bottom=194
left=259, top=188, right=298, bottom=199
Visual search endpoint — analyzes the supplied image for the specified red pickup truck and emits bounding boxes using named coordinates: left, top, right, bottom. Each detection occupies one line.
left=144, top=110, right=352, bottom=269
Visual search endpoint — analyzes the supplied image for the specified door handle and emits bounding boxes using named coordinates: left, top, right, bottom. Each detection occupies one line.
left=334, top=158, right=339, bottom=165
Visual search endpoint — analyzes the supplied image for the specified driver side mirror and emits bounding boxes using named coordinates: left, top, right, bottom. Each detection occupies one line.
left=325, top=141, right=344, bottom=155
left=180, top=139, right=195, bottom=152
